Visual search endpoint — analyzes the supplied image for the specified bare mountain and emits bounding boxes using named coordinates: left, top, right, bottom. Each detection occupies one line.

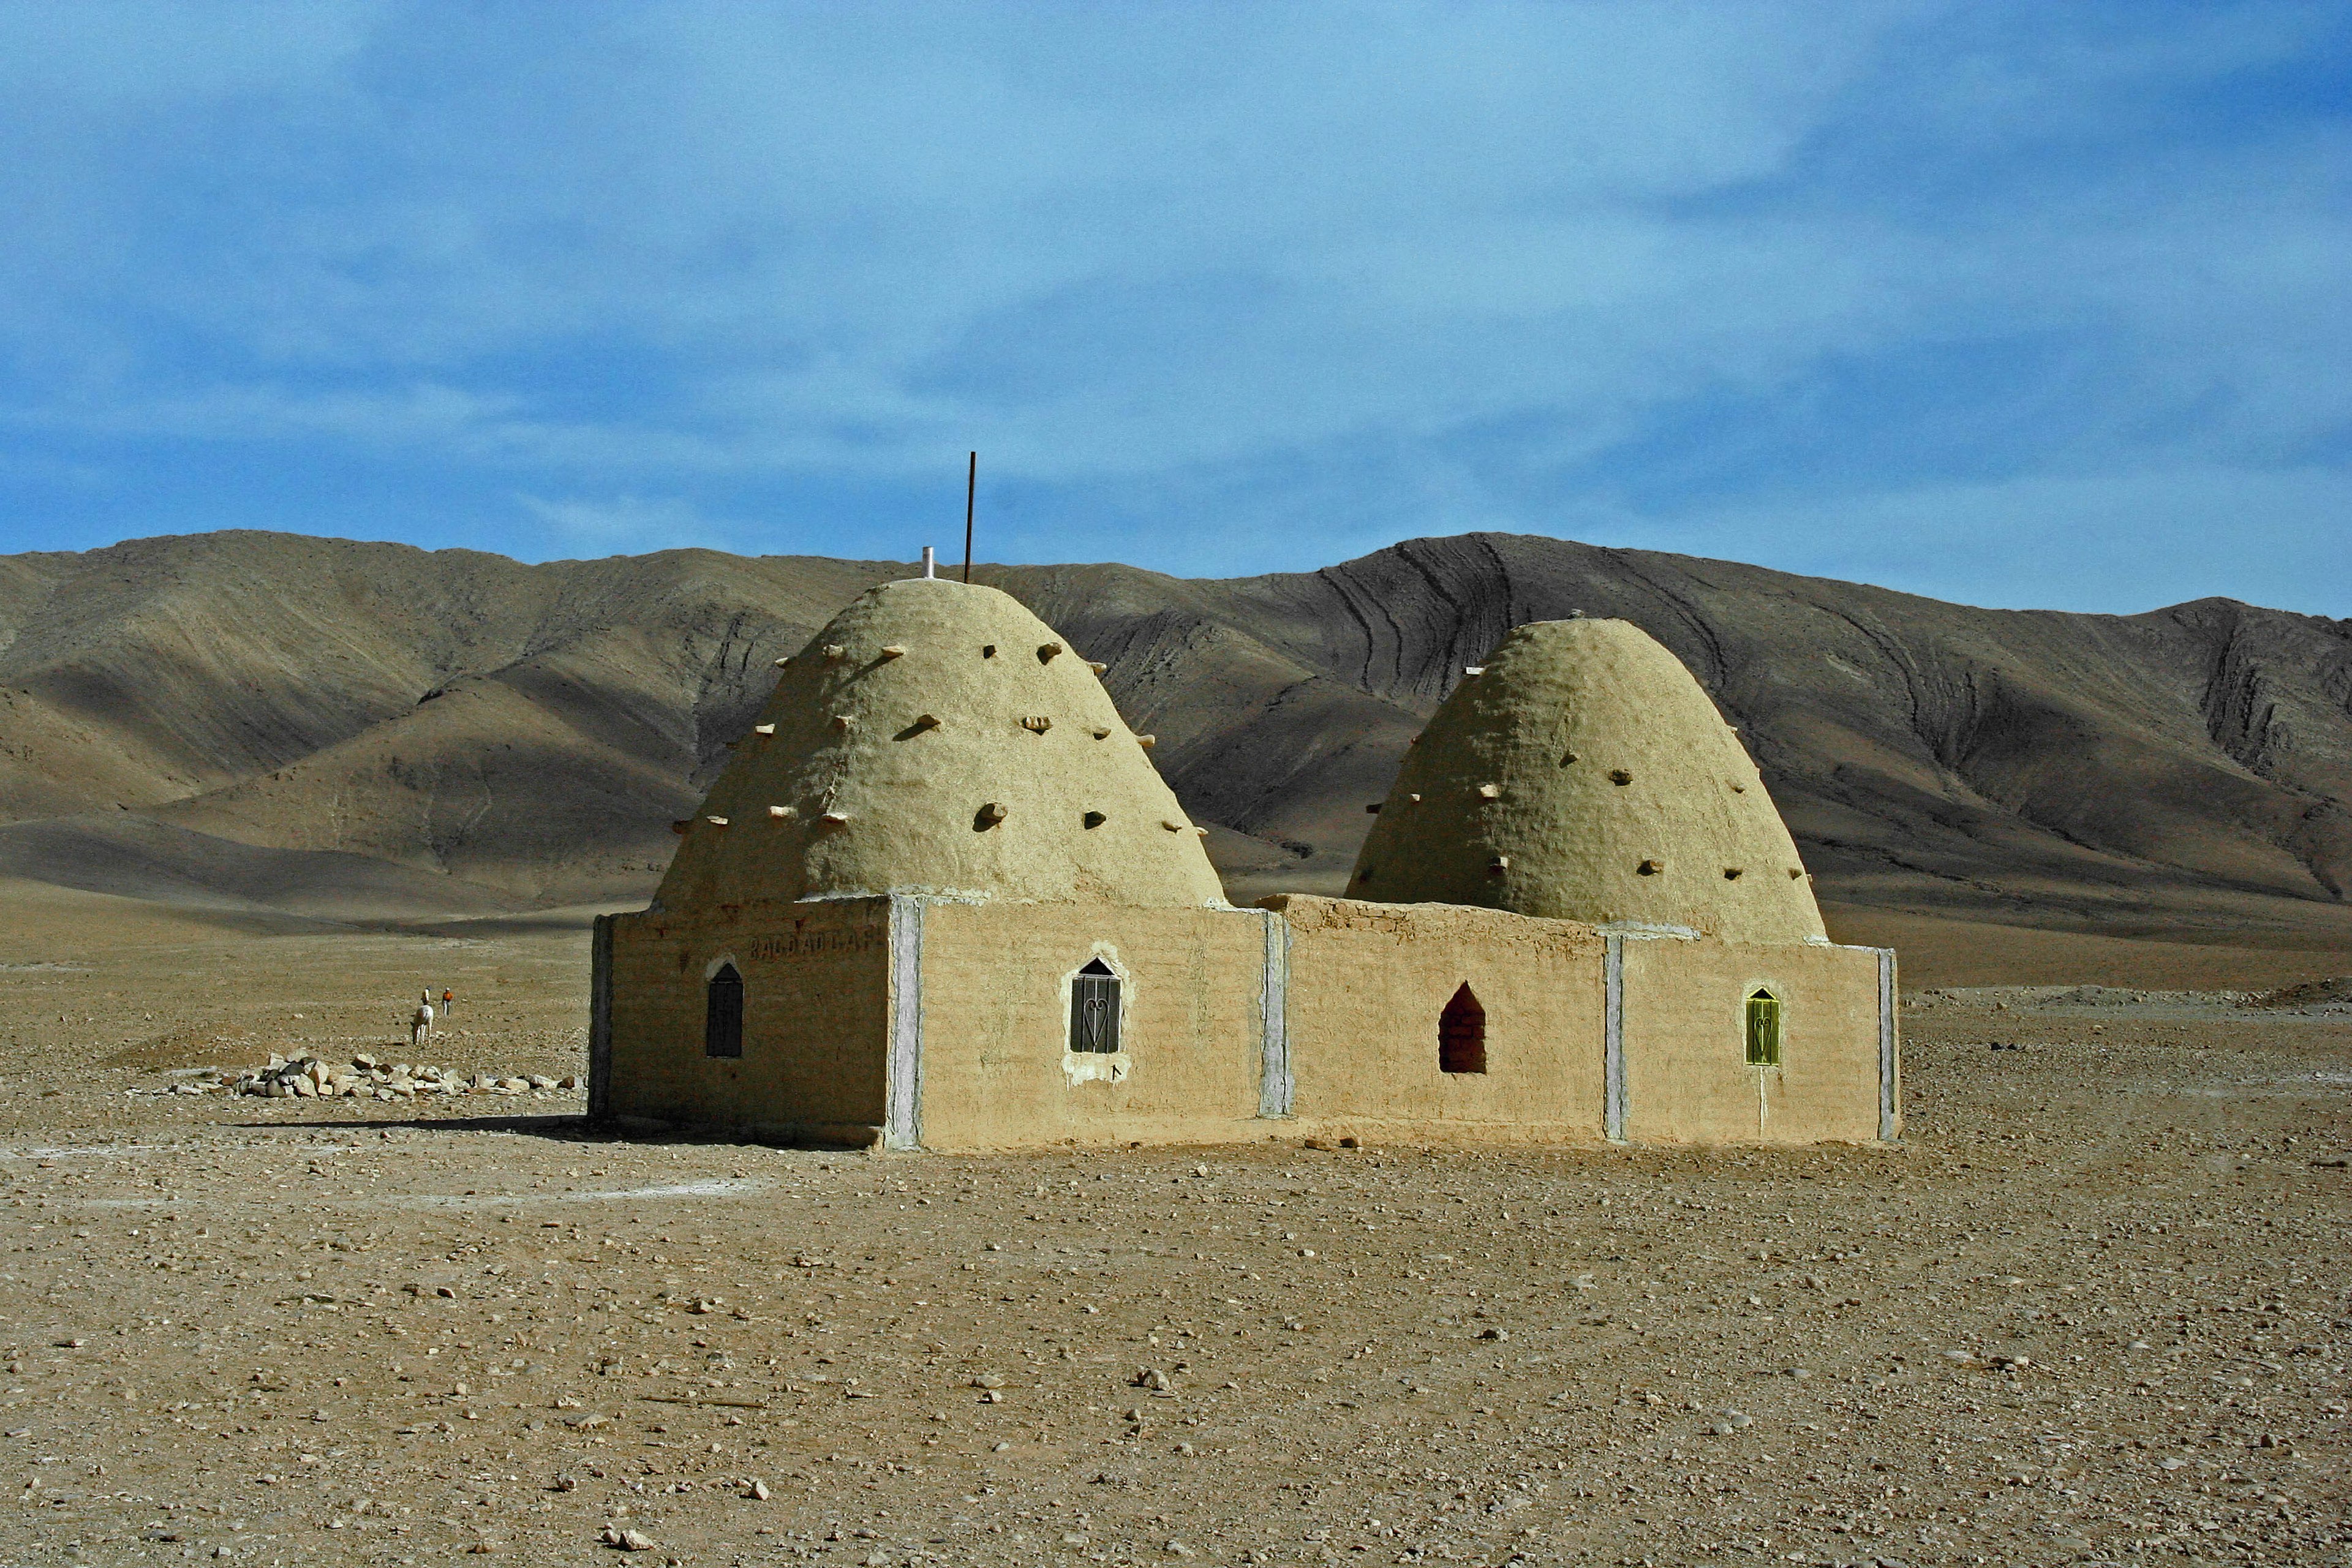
left=3, top=529, right=2349, bottom=963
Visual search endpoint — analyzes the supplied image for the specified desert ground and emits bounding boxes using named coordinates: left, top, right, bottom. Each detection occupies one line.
left=0, top=880, right=2345, bottom=1568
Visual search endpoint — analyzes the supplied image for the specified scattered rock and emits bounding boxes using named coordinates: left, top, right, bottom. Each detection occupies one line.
left=202, top=1054, right=583, bottom=1099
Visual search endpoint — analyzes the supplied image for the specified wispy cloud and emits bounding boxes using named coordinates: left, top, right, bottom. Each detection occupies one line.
left=0, top=1, right=2343, bottom=612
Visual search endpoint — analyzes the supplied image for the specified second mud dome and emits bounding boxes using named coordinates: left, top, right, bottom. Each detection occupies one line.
left=595, top=581, right=1894, bottom=1153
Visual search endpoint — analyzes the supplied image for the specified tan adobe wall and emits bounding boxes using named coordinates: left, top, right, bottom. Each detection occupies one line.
left=1618, top=935, right=1891, bottom=1145
left=601, top=897, right=892, bottom=1144
left=657, top=578, right=1223, bottom=910
left=1263, top=895, right=1608, bottom=1143
left=911, top=902, right=1270, bottom=1152
left=590, top=889, right=1891, bottom=1154
left=1349, top=618, right=1826, bottom=944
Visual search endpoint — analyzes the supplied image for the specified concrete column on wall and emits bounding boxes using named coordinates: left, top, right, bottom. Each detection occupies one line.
left=1603, top=933, right=1626, bottom=1143
left=588, top=914, right=614, bottom=1125
left=1257, top=908, right=1292, bottom=1119
left=885, top=894, right=927, bottom=1150
left=1877, top=947, right=1899, bottom=1141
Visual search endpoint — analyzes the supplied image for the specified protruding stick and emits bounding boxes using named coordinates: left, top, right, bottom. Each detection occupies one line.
left=922, top=545, right=935, bottom=579
left=963, top=450, right=976, bottom=584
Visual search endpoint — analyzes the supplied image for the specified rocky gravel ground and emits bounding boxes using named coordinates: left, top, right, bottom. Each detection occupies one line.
left=0, top=907, right=2346, bottom=1567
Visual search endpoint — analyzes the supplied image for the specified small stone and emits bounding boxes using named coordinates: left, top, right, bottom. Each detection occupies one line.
left=992, top=1441, right=1011, bottom=1452
left=747, top=1480, right=771, bottom=1501
left=971, top=1373, right=1006, bottom=1389
left=1477, top=1328, right=1507, bottom=1341
left=603, top=1525, right=655, bottom=1551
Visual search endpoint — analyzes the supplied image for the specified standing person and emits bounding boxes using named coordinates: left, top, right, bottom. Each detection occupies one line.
left=411, top=992, right=435, bottom=1051
left=441, top=987, right=454, bottom=1019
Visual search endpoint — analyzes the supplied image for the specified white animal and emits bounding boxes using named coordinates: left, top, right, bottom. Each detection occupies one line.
left=411, top=993, right=435, bottom=1050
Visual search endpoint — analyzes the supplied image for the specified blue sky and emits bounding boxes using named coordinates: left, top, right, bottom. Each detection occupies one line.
left=1, top=1, right=2345, bottom=614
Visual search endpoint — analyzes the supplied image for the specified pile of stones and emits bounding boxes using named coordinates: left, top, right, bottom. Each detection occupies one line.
left=166, top=1054, right=581, bottom=1100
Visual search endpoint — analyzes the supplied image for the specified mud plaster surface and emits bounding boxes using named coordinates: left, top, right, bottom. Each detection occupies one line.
left=0, top=888, right=2347, bottom=1567
left=660, top=579, right=1223, bottom=911
left=1351, top=619, right=1825, bottom=945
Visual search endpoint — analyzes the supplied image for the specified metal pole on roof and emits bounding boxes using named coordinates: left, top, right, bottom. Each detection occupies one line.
left=962, top=451, right=976, bottom=584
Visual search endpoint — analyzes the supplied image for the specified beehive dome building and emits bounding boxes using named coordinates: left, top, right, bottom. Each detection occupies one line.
left=594, top=579, right=1896, bottom=1154
left=1348, top=617, right=1826, bottom=944
left=657, top=578, right=1223, bottom=911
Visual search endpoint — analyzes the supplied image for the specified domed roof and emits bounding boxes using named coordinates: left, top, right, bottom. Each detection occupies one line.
left=654, top=577, right=1225, bottom=909
left=1346, top=617, right=1825, bottom=943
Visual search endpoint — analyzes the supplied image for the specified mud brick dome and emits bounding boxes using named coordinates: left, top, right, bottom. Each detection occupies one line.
left=1347, top=617, right=1827, bottom=943
left=653, top=577, right=1225, bottom=910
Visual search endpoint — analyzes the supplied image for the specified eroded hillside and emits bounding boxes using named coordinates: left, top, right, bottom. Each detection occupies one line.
left=2, top=530, right=2349, bottom=952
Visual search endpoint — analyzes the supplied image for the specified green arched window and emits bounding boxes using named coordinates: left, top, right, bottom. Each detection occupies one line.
left=1744, top=988, right=1782, bottom=1066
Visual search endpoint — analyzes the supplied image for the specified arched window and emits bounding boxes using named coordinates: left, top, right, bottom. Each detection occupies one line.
left=1438, top=982, right=1486, bottom=1074
left=1744, top=987, right=1781, bottom=1066
left=705, top=962, right=744, bottom=1058
left=1069, top=958, right=1121, bottom=1054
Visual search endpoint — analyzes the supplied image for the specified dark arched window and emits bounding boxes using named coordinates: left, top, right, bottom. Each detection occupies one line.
left=1069, top=959, right=1121, bottom=1054
left=1439, top=982, right=1486, bottom=1074
left=705, top=963, right=744, bottom=1058
left=1744, top=987, right=1781, bottom=1066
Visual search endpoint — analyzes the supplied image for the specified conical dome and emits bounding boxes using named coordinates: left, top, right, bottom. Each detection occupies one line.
left=1347, top=618, right=1825, bottom=943
left=654, top=578, right=1225, bottom=909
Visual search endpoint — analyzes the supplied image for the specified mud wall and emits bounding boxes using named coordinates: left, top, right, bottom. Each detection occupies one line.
left=1264, top=895, right=1610, bottom=1141
left=911, top=900, right=1270, bottom=1151
left=599, top=896, right=894, bottom=1143
left=593, top=890, right=1891, bottom=1152
left=1619, top=935, right=1890, bottom=1144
